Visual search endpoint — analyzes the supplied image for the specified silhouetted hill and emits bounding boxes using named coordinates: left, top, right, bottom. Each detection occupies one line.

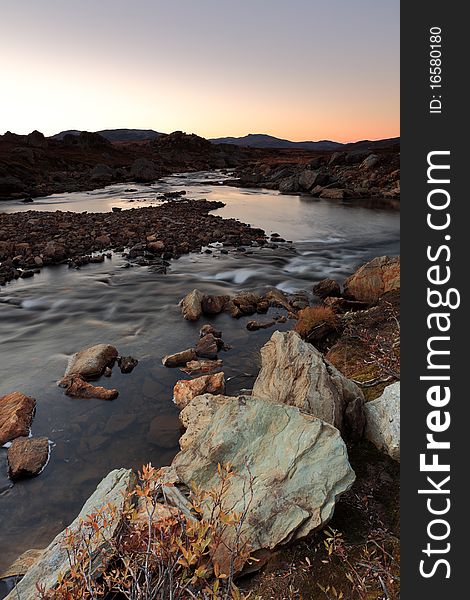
left=211, top=133, right=399, bottom=151
left=210, top=133, right=343, bottom=151
left=51, top=128, right=163, bottom=142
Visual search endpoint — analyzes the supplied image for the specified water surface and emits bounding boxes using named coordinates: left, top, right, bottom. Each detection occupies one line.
left=0, top=173, right=399, bottom=572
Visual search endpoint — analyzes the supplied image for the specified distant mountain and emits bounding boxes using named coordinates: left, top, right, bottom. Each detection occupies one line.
left=210, top=133, right=344, bottom=151
left=51, top=128, right=163, bottom=142
left=210, top=133, right=400, bottom=152
left=342, top=137, right=400, bottom=151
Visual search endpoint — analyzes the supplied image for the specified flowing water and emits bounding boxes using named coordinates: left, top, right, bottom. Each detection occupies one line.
left=0, top=172, right=399, bottom=574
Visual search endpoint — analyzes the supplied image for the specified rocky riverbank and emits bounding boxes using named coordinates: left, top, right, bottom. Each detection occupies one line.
left=1, top=255, right=400, bottom=599
left=0, top=199, right=267, bottom=286
left=228, top=143, right=400, bottom=208
left=1, top=131, right=400, bottom=207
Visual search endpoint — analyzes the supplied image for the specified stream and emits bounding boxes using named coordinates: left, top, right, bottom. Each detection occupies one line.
left=0, top=172, right=399, bottom=574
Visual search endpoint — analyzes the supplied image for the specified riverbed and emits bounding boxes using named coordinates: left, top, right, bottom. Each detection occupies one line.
left=0, top=172, right=399, bottom=573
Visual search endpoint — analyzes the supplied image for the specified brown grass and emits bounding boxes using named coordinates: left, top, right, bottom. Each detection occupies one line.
left=295, top=306, right=340, bottom=340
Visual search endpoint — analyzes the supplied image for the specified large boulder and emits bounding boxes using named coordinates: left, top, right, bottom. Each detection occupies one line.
left=365, top=382, right=400, bottom=461
left=5, top=469, right=135, bottom=600
left=7, top=437, right=50, bottom=479
left=90, top=164, right=114, bottom=183
left=0, top=392, right=36, bottom=446
left=278, top=175, right=299, bottom=194
left=253, top=331, right=364, bottom=439
left=344, top=256, right=400, bottom=304
left=173, top=394, right=355, bottom=572
left=130, top=158, right=159, bottom=182
left=62, top=344, right=118, bottom=381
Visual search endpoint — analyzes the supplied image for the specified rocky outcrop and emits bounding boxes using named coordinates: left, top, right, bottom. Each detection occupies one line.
left=173, top=373, right=225, bottom=409
left=7, top=437, right=50, bottom=479
left=62, top=344, right=118, bottom=381
left=365, top=382, right=400, bottom=461
left=0, top=392, right=36, bottom=446
left=5, top=469, right=135, bottom=600
left=231, top=144, right=400, bottom=205
left=253, top=331, right=365, bottom=440
left=344, top=256, right=400, bottom=304
left=173, top=394, right=355, bottom=572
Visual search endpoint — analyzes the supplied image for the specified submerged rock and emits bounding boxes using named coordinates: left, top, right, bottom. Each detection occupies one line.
left=147, top=414, right=182, bottom=449
left=344, top=256, right=400, bottom=304
left=246, top=319, right=275, bottom=331
left=365, top=382, right=400, bottom=461
left=173, top=373, right=225, bottom=409
left=253, top=331, right=365, bottom=439
left=5, top=469, right=135, bottom=600
left=0, top=392, right=36, bottom=446
left=60, top=374, right=119, bottom=400
left=173, top=394, right=355, bottom=573
left=61, top=344, right=118, bottom=381
left=7, top=437, right=50, bottom=479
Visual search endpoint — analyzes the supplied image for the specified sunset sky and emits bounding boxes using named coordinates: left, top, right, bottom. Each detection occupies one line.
left=0, top=0, right=399, bottom=142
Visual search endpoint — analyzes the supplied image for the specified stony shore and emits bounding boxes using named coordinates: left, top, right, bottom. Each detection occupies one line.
left=0, top=199, right=266, bottom=286
left=228, top=145, right=400, bottom=208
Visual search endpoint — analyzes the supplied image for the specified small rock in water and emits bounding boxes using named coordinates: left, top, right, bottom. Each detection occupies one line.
left=117, top=356, right=138, bottom=374
left=111, top=207, right=122, bottom=212
left=201, top=294, right=229, bottom=315
left=181, top=359, right=223, bottom=375
left=61, top=375, right=119, bottom=400
left=8, top=437, right=50, bottom=480
left=162, top=348, right=197, bottom=368
left=199, top=324, right=222, bottom=339
left=0, top=391, right=36, bottom=446
left=246, top=320, right=276, bottom=332
left=61, top=344, right=118, bottom=382
left=195, top=334, right=219, bottom=359
left=180, top=289, right=205, bottom=321
left=173, top=372, right=226, bottom=409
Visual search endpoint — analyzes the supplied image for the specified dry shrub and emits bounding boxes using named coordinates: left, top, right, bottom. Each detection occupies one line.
left=37, top=463, right=257, bottom=600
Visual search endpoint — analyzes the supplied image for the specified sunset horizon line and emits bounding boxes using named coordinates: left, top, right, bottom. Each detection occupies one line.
left=2, top=127, right=400, bottom=145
